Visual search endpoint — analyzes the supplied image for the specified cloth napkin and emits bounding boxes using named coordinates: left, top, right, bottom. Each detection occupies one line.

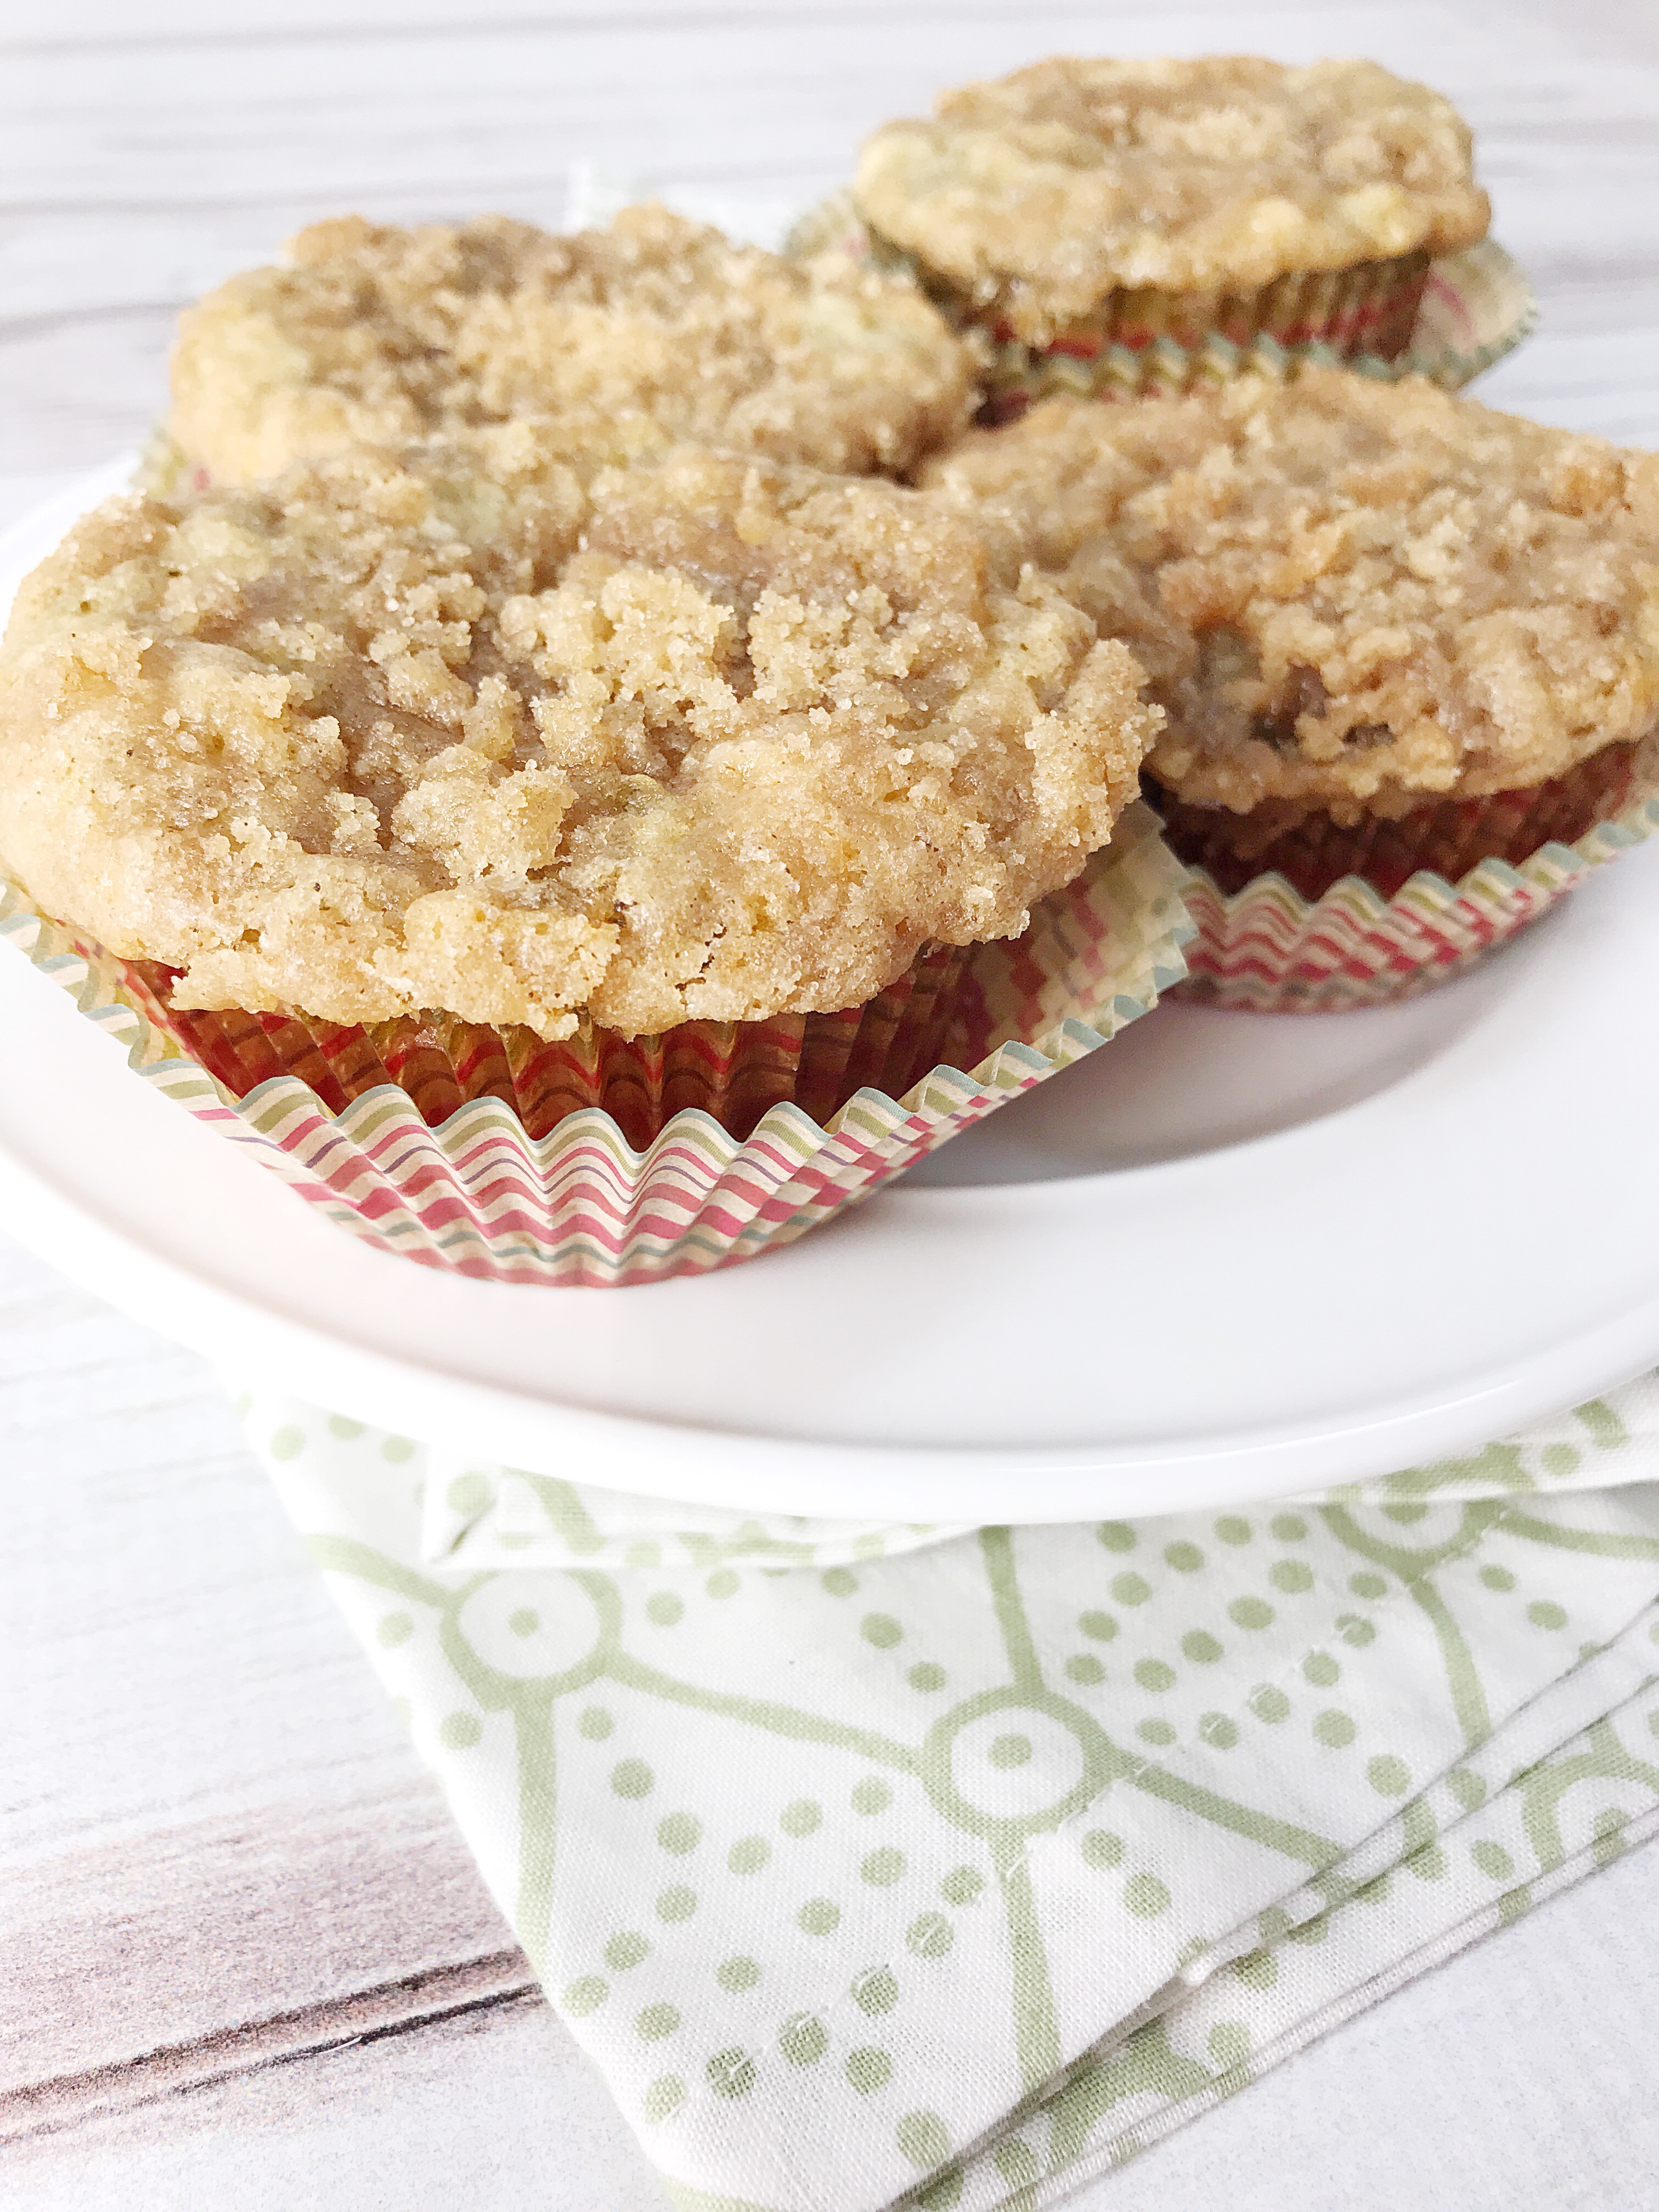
left=240, top=1378, right=1659, bottom=2212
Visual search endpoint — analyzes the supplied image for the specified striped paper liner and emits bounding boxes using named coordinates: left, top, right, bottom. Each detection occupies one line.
left=968, top=251, right=1430, bottom=419
left=0, top=802, right=1192, bottom=1286
left=786, top=196, right=1534, bottom=408
left=1165, top=760, right=1659, bottom=1014
left=120, top=938, right=978, bottom=1152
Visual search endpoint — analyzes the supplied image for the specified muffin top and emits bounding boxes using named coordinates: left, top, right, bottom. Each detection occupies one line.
left=921, top=369, right=1659, bottom=820
left=167, top=205, right=980, bottom=487
left=856, top=57, right=1489, bottom=343
left=0, top=432, right=1156, bottom=1039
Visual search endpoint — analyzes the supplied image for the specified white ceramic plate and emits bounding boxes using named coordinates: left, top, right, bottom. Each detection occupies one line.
left=4, top=462, right=1658, bottom=1523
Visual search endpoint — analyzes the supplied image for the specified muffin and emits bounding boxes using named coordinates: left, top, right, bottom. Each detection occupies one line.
left=854, top=57, right=1491, bottom=414
left=0, top=432, right=1163, bottom=1142
left=160, top=204, right=980, bottom=490
left=922, top=368, right=1659, bottom=1007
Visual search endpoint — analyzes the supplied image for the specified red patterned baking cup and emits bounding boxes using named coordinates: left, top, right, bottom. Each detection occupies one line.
left=973, top=250, right=1430, bottom=419
left=787, top=197, right=1533, bottom=414
left=0, top=803, right=1191, bottom=1285
left=1154, top=741, right=1659, bottom=1013
left=120, top=939, right=974, bottom=1153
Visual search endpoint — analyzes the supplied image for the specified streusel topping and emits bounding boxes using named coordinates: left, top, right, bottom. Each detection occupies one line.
left=0, top=437, right=1156, bottom=1037
left=167, top=206, right=979, bottom=487
left=921, top=369, right=1659, bottom=819
left=856, top=58, right=1489, bottom=343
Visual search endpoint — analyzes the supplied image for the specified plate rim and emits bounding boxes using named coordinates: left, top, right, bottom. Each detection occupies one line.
left=3, top=1116, right=1658, bottom=1523
left=4, top=461, right=1658, bottom=1523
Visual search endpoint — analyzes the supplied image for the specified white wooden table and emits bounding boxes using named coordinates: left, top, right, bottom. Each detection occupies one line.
left=5, top=4, right=1659, bottom=2205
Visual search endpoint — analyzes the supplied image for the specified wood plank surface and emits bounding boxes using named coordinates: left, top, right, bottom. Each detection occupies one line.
left=7, top=1810, right=1659, bottom=2212
left=4, top=0, right=1659, bottom=479
left=4, top=2, right=1659, bottom=2205
left=0, top=1236, right=531, bottom=2123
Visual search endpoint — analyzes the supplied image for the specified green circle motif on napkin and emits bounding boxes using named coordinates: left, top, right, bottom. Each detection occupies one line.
left=242, top=1381, right=1659, bottom=2212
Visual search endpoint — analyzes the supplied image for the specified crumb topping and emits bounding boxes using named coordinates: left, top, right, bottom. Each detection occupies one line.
left=856, top=57, right=1489, bottom=343
left=167, top=206, right=979, bottom=487
left=921, top=369, right=1659, bottom=818
left=0, top=439, right=1156, bottom=1037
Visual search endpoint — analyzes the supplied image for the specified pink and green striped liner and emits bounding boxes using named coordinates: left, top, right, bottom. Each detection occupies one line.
left=788, top=196, right=1534, bottom=405
left=1176, top=782, right=1659, bottom=1012
left=0, top=802, right=1190, bottom=1286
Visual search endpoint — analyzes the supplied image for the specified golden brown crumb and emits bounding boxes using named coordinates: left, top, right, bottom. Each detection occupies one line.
left=921, top=369, right=1659, bottom=820
left=0, top=438, right=1157, bottom=1038
left=167, top=206, right=979, bottom=487
left=856, top=57, right=1489, bottom=343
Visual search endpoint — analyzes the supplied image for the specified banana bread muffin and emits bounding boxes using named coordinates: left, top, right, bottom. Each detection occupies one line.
left=166, top=205, right=981, bottom=489
left=924, top=366, right=1659, bottom=856
left=856, top=57, right=1489, bottom=405
left=0, top=434, right=1158, bottom=1063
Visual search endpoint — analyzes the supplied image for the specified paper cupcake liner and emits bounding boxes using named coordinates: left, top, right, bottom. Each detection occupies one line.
left=973, top=251, right=1431, bottom=418
left=787, top=196, right=1534, bottom=410
left=0, top=802, right=1192, bottom=1286
left=1155, top=742, right=1659, bottom=1013
left=985, top=238, right=1533, bottom=410
left=120, top=938, right=975, bottom=1152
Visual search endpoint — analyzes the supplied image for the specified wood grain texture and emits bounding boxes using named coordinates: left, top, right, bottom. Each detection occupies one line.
left=4, top=1, right=1659, bottom=474
left=0, top=1239, right=529, bottom=2111
left=0, top=1987, right=662, bottom=2212
left=8, top=1828, right=1659, bottom=2212
left=4, top=2, right=1659, bottom=2206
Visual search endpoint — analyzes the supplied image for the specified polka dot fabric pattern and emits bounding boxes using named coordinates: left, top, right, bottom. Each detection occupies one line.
left=244, top=1377, right=1659, bottom=2212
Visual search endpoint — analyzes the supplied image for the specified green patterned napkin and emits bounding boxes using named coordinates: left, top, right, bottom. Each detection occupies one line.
left=240, top=1380, right=1659, bottom=2212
